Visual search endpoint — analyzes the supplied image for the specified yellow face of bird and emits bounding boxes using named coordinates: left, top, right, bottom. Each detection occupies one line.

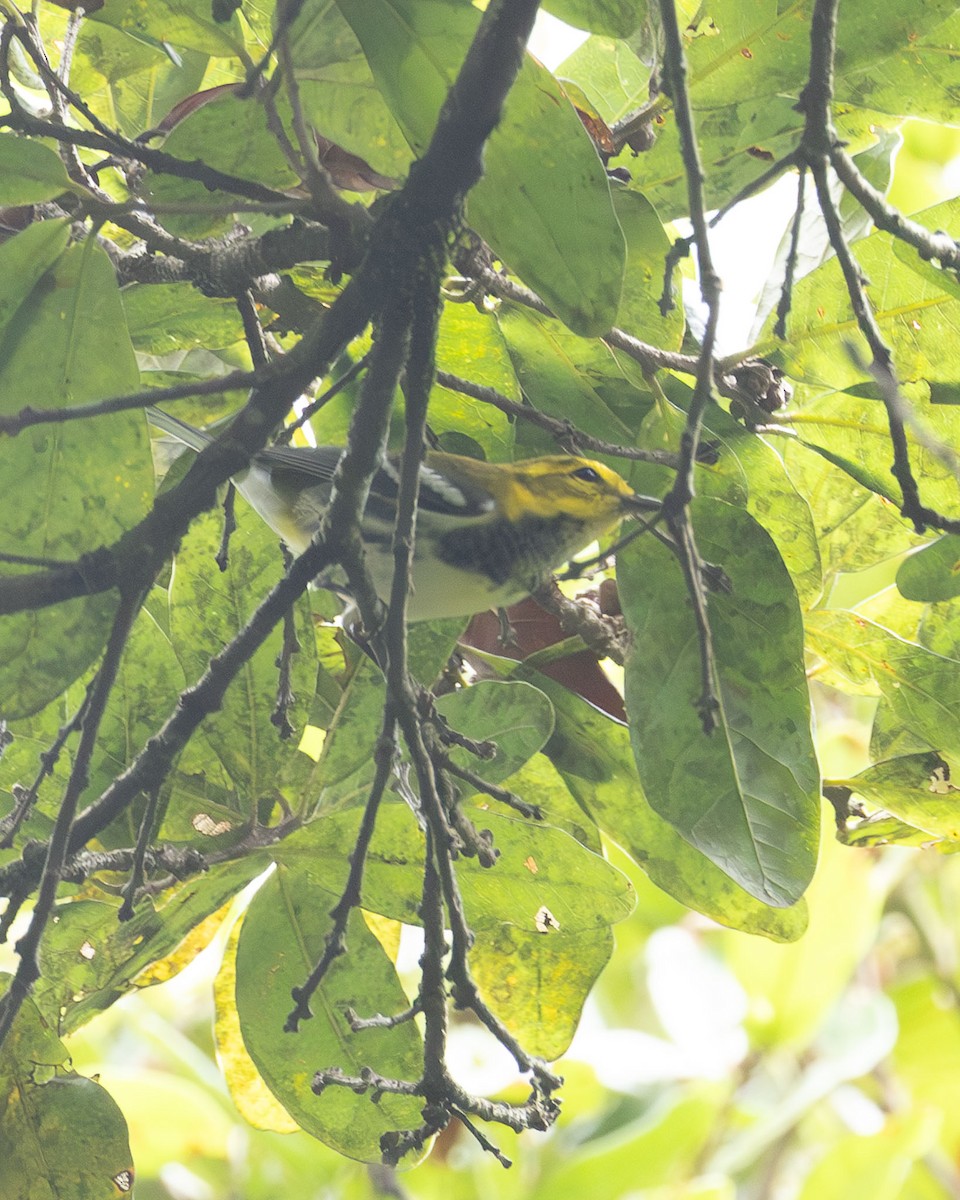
left=492, top=456, right=638, bottom=530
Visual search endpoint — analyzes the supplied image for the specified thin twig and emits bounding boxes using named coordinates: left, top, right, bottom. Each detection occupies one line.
left=774, top=165, right=808, bottom=340
left=345, top=999, right=423, bottom=1031
left=659, top=232, right=692, bottom=316
left=0, top=586, right=143, bottom=1050
left=443, top=758, right=543, bottom=820
left=708, top=150, right=799, bottom=230
left=435, top=370, right=679, bottom=467
left=0, top=366, right=263, bottom=436
left=270, top=590, right=302, bottom=740
left=0, top=694, right=90, bottom=849
left=830, top=144, right=960, bottom=272
left=452, top=1108, right=512, bottom=1168
left=276, top=19, right=336, bottom=211
left=215, top=484, right=238, bottom=573
left=276, top=354, right=370, bottom=444
left=798, top=0, right=957, bottom=537
left=237, top=289, right=270, bottom=368
left=56, top=7, right=84, bottom=87
left=286, top=711, right=398, bottom=1029
left=118, top=784, right=162, bottom=921
left=0, top=552, right=79, bottom=568
left=17, top=11, right=94, bottom=189
left=657, top=0, right=723, bottom=731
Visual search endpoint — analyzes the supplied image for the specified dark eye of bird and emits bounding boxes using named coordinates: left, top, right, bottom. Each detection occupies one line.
left=571, top=466, right=601, bottom=483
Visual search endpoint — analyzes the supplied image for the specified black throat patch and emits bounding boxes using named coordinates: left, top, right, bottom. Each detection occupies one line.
left=434, top=515, right=583, bottom=587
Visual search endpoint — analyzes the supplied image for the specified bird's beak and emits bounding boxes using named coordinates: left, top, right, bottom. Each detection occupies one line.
left=622, top=492, right=662, bottom=518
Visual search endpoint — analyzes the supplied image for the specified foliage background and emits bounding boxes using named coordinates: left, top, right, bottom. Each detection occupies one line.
left=2, top=0, right=960, bottom=1197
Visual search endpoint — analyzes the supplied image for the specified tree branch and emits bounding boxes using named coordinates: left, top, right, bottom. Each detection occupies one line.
left=656, top=0, right=722, bottom=731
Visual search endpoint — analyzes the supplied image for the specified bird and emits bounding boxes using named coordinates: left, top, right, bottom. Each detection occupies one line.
left=146, top=405, right=659, bottom=623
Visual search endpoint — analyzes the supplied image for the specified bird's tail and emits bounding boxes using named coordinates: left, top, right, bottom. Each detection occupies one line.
left=146, top=405, right=214, bottom=452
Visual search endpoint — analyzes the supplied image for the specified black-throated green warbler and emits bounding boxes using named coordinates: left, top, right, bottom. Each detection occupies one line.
left=147, top=406, right=658, bottom=621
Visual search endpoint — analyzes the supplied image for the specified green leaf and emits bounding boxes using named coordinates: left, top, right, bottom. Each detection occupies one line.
left=0, top=135, right=75, bottom=204
left=833, top=751, right=960, bottom=842
left=498, top=305, right=642, bottom=449
left=167, top=503, right=318, bottom=807
left=285, top=0, right=365, bottom=70
left=634, top=380, right=822, bottom=606
left=868, top=697, right=936, bottom=766
left=0, top=237, right=141, bottom=415
left=160, top=91, right=299, bottom=188
left=72, top=19, right=211, bottom=140
left=0, top=1074, right=133, bottom=1200
left=435, top=679, right=555, bottom=785
left=541, top=0, right=645, bottom=39
left=285, top=1, right=413, bottom=177
left=670, top=0, right=954, bottom=114
left=0, top=220, right=71, bottom=346
left=558, top=35, right=650, bottom=123
left=0, top=986, right=70, bottom=1104
left=430, top=301, right=517, bottom=459
left=806, top=611, right=960, bottom=755
left=612, top=188, right=686, bottom=351
left=158, top=770, right=253, bottom=847
left=91, top=0, right=248, bottom=58
left=639, top=92, right=802, bottom=221
left=297, top=60, right=413, bottom=180
left=34, top=857, right=268, bottom=1033
left=144, top=90, right=300, bottom=234
left=835, top=10, right=960, bottom=123
left=449, top=808, right=633, bottom=931
left=0, top=234, right=149, bottom=717
left=534, top=672, right=808, bottom=940
left=459, top=752, right=614, bottom=1057
left=73, top=16, right=169, bottom=87
left=854, top=579, right=926, bottom=640
left=620, top=499, right=820, bottom=907
left=235, top=870, right=423, bottom=1161
left=472, top=922, right=612, bottom=1062
left=716, top=431, right=822, bottom=609
left=84, top=607, right=185, bottom=848
left=305, top=621, right=462, bottom=795
left=305, top=652, right=387, bottom=792
left=843, top=811, right=935, bottom=848
left=273, top=802, right=636, bottom=933
left=791, top=387, right=958, bottom=524
left=214, top=919, right=300, bottom=1134
left=917, top=594, right=960, bottom=659
left=335, top=0, right=626, bottom=335
left=897, top=536, right=960, bottom=602
left=781, top=435, right=920, bottom=581
left=122, top=283, right=243, bottom=353
left=499, top=750, right=604, bottom=852
left=635, top=0, right=912, bottom=220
